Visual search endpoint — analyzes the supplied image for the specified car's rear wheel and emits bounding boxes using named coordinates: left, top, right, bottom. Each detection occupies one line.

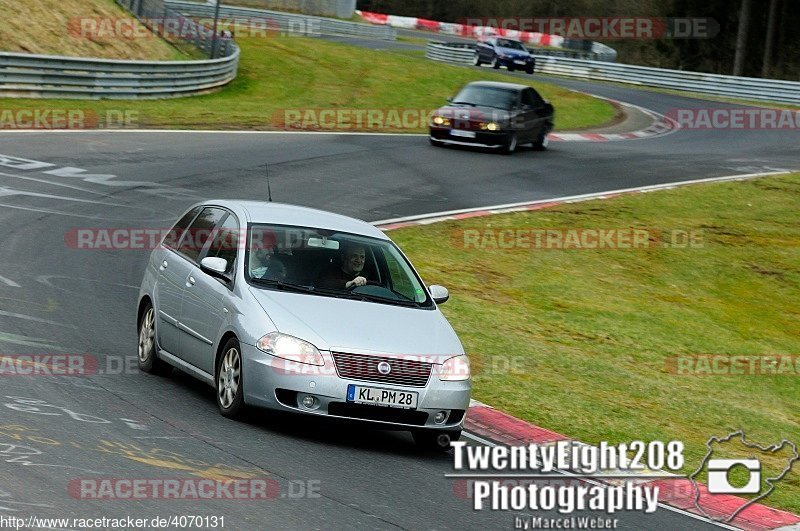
left=526, top=65, right=534, bottom=74
left=473, top=53, right=482, bottom=66
left=138, top=304, right=172, bottom=376
left=413, top=429, right=462, bottom=451
left=216, top=337, right=246, bottom=418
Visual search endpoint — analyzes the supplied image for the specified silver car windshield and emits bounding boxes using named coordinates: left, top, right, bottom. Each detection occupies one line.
left=246, top=224, right=433, bottom=307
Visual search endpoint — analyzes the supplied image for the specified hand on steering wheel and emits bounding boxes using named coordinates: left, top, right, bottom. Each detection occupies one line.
left=346, top=278, right=380, bottom=290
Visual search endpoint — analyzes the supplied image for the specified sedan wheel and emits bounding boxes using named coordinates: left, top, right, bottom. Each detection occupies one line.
left=138, top=304, right=171, bottom=375
left=216, top=338, right=245, bottom=418
left=491, top=56, right=499, bottom=69
left=473, top=53, right=482, bottom=66
left=533, top=126, right=552, bottom=151
left=503, top=134, right=518, bottom=154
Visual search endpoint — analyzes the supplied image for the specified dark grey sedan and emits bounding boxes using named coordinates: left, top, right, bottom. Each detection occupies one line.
left=429, top=81, right=554, bottom=154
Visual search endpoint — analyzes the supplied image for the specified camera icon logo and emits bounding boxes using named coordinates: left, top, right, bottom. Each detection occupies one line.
left=707, top=458, right=761, bottom=494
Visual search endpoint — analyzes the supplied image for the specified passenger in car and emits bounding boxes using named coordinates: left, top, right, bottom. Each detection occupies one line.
left=315, top=243, right=371, bottom=290
left=250, top=249, right=288, bottom=282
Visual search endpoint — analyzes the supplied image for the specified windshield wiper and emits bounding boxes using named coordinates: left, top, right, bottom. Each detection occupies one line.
left=351, top=292, right=421, bottom=307
left=451, top=101, right=477, bottom=107
left=250, top=278, right=315, bottom=293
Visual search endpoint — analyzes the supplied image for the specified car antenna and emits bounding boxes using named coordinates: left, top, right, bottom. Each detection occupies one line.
left=265, top=164, right=273, bottom=202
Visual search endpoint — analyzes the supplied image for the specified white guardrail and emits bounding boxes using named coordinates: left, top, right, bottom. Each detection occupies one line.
left=166, top=0, right=397, bottom=40
left=426, top=41, right=800, bottom=105
left=0, top=0, right=240, bottom=99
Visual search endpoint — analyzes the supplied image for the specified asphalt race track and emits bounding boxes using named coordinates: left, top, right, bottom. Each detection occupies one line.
left=0, top=45, right=798, bottom=530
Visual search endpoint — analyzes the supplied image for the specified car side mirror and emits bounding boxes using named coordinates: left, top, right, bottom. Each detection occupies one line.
left=200, top=256, right=228, bottom=279
left=446, top=96, right=453, bottom=103
left=429, top=285, right=449, bottom=304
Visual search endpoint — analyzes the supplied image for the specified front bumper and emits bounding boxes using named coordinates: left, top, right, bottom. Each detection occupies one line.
left=430, top=127, right=511, bottom=149
left=497, top=57, right=534, bottom=69
left=241, top=343, right=471, bottom=431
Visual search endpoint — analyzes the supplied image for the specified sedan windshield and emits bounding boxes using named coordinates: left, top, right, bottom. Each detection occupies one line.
left=452, top=86, right=518, bottom=110
left=246, top=224, right=432, bottom=307
left=496, top=39, right=527, bottom=51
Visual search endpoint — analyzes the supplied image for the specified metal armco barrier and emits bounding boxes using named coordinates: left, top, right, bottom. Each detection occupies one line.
left=0, top=51, right=240, bottom=99
left=426, top=41, right=800, bottom=105
left=0, top=0, right=239, bottom=99
left=166, top=0, right=396, bottom=40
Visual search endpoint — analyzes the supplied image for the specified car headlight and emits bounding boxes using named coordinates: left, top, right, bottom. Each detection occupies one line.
left=257, top=332, right=324, bottom=366
left=439, top=355, right=470, bottom=381
left=431, top=115, right=451, bottom=127
left=480, top=122, right=501, bottom=131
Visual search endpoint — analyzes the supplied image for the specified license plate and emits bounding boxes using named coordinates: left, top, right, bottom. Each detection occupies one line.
left=514, top=60, right=527, bottom=65
left=347, top=384, right=418, bottom=409
left=451, top=130, right=476, bottom=138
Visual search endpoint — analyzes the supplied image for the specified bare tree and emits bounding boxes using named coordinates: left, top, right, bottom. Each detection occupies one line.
left=732, top=0, right=751, bottom=76
left=761, top=0, right=779, bottom=77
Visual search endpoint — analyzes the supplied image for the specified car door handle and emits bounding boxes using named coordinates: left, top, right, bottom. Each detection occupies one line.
left=160, top=260, right=168, bottom=271
left=187, top=276, right=195, bottom=287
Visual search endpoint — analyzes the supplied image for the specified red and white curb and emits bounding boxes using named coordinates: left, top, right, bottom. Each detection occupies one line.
left=373, top=170, right=791, bottom=230
left=549, top=96, right=680, bottom=142
left=463, top=401, right=800, bottom=531
left=357, top=9, right=567, bottom=49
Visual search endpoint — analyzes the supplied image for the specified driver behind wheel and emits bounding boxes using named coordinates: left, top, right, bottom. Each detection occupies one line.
left=315, top=242, right=371, bottom=290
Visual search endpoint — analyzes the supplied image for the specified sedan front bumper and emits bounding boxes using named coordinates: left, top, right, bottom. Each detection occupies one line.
left=430, top=127, right=512, bottom=149
left=240, top=343, right=471, bottom=430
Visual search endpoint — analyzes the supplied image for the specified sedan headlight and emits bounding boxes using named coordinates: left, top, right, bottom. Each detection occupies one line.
left=480, top=121, right=501, bottom=131
left=439, top=355, right=470, bottom=381
left=431, top=115, right=451, bottom=127
left=257, top=332, right=324, bottom=366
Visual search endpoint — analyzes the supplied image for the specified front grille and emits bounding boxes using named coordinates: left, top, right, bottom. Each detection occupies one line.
left=328, top=402, right=429, bottom=426
left=331, top=352, right=432, bottom=387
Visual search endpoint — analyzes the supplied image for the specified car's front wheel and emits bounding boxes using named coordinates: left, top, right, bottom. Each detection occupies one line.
left=533, top=125, right=552, bottom=151
left=138, top=304, right=172, bottom=376
left=216, top=337, right=246, bottom=418
left=526, top=65, right=534, bottom=74
left=503, top=134, right=518, bottom=154
left=413, top=429, right=462, bottom=451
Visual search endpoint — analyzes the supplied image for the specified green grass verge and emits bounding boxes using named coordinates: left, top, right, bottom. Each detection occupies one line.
left=0, top=0, right=192, bottom=61
left=0, top=35, right=616, bottom=132
left=390, top=173, right=800, bottom=513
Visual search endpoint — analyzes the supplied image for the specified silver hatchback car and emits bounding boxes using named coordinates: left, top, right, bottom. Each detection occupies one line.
left=137, top=201, right=471, bottom=449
